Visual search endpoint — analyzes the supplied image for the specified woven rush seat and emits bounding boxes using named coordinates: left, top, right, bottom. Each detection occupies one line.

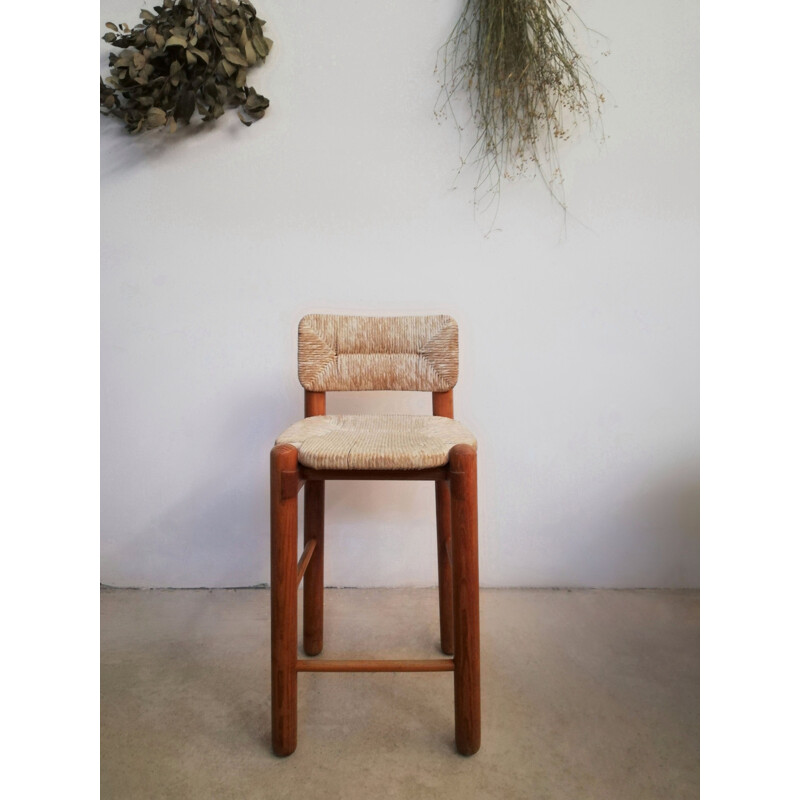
left=276, top=414, right=477, bottom=471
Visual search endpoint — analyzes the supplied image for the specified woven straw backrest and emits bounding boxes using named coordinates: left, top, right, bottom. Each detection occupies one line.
left=298, top=314, right=459, bottom=392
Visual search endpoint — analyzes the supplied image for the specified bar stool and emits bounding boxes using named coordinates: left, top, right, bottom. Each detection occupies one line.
left=270, top=314, right=480, bottom=756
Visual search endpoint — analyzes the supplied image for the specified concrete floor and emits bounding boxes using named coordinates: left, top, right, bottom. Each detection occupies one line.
left=101, top=588, right=698, bottom=799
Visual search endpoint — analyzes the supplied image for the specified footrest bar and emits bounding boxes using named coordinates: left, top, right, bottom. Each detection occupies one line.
left=297, top=658, right=455, bottom=673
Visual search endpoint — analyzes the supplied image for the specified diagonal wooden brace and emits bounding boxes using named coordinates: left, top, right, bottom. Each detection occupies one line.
left=296, top=539, right=317, bottom=586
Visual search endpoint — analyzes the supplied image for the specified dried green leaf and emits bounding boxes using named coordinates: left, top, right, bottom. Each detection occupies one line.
left=244, top=40, right=256, bottom=65
left=244, top=87, right=268, bottom=113
left=103, top=32, right=116, bottom=43
left=252, top=35, right=267, bottom=59
left=140, top=10, right=155, bottom=22
left=146, top=107, right=166, bottom=128
left=106, top=22, right=118, bottom=31
left=235, top=68, right=247, bottom=88
left=175, top=90, right=195, bottom=123
left=189, top=47, right=209, bottom=64
left=222, top=47, right=248, bottom=67
left=165, top=35, right=187, bottom=48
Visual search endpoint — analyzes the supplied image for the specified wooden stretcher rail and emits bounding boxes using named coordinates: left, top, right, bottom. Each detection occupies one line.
left=296, top=659, right=455, bottom=673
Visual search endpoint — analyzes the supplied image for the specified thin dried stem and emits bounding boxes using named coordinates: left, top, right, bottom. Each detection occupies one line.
left=437, top=0, right=605, bottom=212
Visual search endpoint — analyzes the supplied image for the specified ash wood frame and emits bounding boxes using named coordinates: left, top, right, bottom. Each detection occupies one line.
left=270, top=389, right=480, bottom=757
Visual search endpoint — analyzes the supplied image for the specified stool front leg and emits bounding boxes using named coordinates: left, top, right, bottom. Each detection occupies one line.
left=449, top=444, right=481, bottom=756
left=303, top=481, right=325, bottom=656
left=435, top=480, right=455, bottom=655
left=270, top=444, right=299, bottom=756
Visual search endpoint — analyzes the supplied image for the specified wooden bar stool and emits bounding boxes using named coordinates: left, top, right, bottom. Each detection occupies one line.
left=270, top=314, right=480, bottom=756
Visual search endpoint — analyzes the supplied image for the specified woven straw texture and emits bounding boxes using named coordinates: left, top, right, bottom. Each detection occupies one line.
left=298, top=315, right=459, bottom=392
left=276, top=415, right=477, bottom=470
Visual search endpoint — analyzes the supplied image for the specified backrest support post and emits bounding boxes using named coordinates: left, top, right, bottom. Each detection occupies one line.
left=432, top=390, right=454, bottom=419
left=305, top=391, right=326, bottom=418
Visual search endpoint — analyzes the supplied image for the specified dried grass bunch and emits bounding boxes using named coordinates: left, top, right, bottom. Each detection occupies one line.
left=437, top=0, right=604, bottom=207
left=100, top=0, right=272, bottom=133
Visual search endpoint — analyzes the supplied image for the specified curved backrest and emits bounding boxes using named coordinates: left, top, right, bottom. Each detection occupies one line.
left=298, top=314, right=459, bottom=392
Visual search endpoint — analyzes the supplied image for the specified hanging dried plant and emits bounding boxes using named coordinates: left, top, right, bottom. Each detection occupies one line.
left=437, top=0, right=605, bottom=208
left=100, top=0, right=272, bottom=133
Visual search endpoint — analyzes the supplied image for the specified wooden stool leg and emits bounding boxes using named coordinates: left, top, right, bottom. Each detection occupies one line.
left=449, top=444, right=481, bottom=756
left=303, top=481, right=325, bottom=656
left=435, top=480, right=454, bottom=655
left=270, top=444, right=299, bottom=757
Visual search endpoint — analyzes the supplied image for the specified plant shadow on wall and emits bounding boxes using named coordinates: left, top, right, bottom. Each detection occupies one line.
left=100, top=0, right=272, bottom=175
left=436, top=0, right=607, bottom=227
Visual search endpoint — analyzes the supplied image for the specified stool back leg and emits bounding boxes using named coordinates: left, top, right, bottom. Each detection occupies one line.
left=271, top=444, right=299, bottom=756
left=435, top=480, right=454, bottom=655
left=449, top=444, right=481, bottom=756
left=303, top=481, right=325, bottom=656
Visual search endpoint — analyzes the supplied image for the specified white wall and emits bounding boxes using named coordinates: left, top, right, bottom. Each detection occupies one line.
left=100, top=0, right=699, bottom=588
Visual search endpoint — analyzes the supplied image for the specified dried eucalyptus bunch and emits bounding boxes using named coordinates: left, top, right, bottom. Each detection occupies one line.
left=437, top=0, right=604, bottom=207
left=101, top=0, right=272, bottom=133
